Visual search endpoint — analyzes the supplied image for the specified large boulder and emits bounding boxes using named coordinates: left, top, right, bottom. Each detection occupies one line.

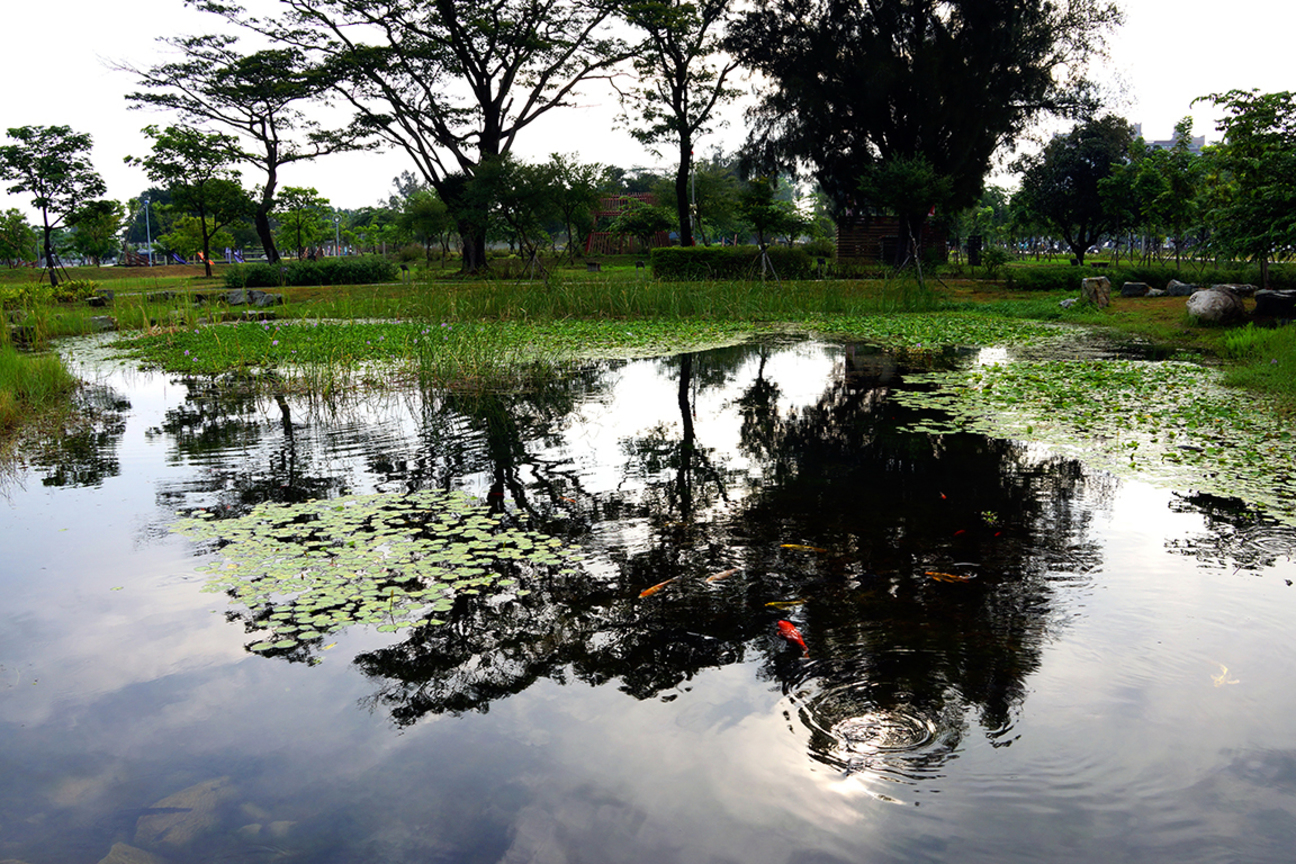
left=1213, top=283, right=1258, bottom=298
left=1167, top=279, right=1198, bottom=296
left=1186, top=287, right=1247, bottom=324
left=1254, top=289, right=1296, bottom=319
left=1081, top=276, right=1111, bottom=308
left=1120, top=281, right=1150, bottom=297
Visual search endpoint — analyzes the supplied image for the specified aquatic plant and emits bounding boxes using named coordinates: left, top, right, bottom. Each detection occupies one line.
left=891, top=359, right=1296, bottom=522
left=173, top=489, right=582, bottom=654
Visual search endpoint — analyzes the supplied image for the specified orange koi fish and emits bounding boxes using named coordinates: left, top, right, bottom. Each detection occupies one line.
left=780, top=543, right=827, bottom=553
left=777, top=620, right=809, bottom=656
left=638, top=577, right=677, bottom=598
left=706, top=567, right=739, bottom=583
left=925, top=570, right=974, bottom=583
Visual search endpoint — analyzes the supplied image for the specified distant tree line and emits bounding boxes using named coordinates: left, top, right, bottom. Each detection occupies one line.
left=5, top=1, right=1296, bottom=284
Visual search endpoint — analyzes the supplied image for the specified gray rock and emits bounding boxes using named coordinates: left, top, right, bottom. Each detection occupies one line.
left=1186, top=287, right=1246, bottom=324
left=222, top=290, right=248, bottom=306
left=1147, top=288, right=1167, bottom=298
left=95, top=842, right=167, bottom=864
left=1081, top=276, right=1111, bottom=308
left=88, top=316, right=118, bottom=332
left=8, top=324, right=36, bottom=345
left=1254, top=289, right=1296, bottom=318
left=145, top=291, right=177, bottom=303
left=1120, top=281, right=1150, bottom=297
left=1212, top=283, right=1257, bottom=297
left=248, top=290, right=283, bottom=307
left=135, top=776, right=236, bottom=851
left=1167, top=279, right=1198, bottom=296
left=1059, top=297, right=1078, bottom=309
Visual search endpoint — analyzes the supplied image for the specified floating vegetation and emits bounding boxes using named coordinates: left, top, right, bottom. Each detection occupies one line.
left=891, top=359, right=1296, bottom=523
left=172, top=489, right=582, bottom=654
left=812, top=312, right=1067, bottom=350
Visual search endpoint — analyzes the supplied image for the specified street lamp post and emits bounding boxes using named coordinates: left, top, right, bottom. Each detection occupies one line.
left=334, top=215, right=341, bottom=256
left=143, top=197, right=153, bottom=266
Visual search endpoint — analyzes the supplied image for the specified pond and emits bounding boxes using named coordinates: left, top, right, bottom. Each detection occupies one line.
left=3, top=333, right=1296, bottom=864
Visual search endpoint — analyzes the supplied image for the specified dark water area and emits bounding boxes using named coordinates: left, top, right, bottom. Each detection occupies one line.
left=3, top=335, right=1296, bottom=863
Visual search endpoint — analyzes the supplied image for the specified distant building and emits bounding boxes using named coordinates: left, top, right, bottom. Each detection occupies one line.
left=1133, top=123, right=1206, bottom=155
left=837, top=215, right=948, bottom=264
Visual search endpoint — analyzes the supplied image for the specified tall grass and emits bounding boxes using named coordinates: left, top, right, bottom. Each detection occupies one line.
left=402, top=272, right=944, bottom=321
left=1220, top=324, right=1296, bottom=410
left=0, top=344, right=79, bottom=433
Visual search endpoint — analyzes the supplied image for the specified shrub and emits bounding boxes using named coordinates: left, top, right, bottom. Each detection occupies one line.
left=651, top=244, right=813, bottom=280
left=51, top=279, right=100, bottom=302
left=801, top=238, right=836, bottom=260
left=223, top=255, right=399, bottom=288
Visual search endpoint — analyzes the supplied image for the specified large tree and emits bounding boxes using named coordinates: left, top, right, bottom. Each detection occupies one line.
left=273, top=186, right=332, bottom=259
left=1014, top=114, right=1132, bottom=265
left=725, top=0, right=1120, bottom=243
left=127, top=125, right=254, bottom=277
left=1197, top=90, right=1296, bottom=289
left=618, top=0, right=740, bottom=247
left=67, top=199, right=127, bottom=266
left=0, top=208, right=37, bottom=267
left=124, top=33, right=362, bottom=263
left=0, top=125, right=106, bottom=286
left=196, top=0, right=629, bottom=273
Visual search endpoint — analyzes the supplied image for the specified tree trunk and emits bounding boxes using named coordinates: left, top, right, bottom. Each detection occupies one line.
left=676, top=137, right=694, bottom=247
left=256, top=167, right=280, bottom=263
left=460, top=226, right=488, bottom=274
left=41, top=216, right=60, bottom=288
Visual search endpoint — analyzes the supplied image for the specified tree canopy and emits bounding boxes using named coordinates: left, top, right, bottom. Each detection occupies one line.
left=726, top=0, right=1121, bottom=230
left=125, top=31, right=362, bottom=263
left=1014, top=115, right=1132, bottom=265
left=127, top=124, right=253, bottom=276
left=0, top=125, right=106, bottom=285
left=197, top=0, right=629, bottom=272
left=1197, top=89, right=1296, bottom=288
left=618, top=0, right=740, bottom=246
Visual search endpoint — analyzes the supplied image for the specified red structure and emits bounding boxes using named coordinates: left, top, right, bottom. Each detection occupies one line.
left=585, top=193, right=672, bottom=255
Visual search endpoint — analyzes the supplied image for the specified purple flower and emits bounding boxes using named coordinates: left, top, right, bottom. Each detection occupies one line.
left=272, top=340, right=279, bottom=346
left=184, top=350, right=190, bottom=356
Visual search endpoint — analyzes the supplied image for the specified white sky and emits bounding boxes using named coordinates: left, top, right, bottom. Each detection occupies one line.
left=2, top=0, right=1294, bottom=218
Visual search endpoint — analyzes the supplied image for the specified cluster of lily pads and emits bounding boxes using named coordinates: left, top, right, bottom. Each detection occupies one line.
left=891, top=359, right=1296, bottom=522
left=173, top=489, right=581, bottom=653
left=815, top=312, right=1065, bottom=350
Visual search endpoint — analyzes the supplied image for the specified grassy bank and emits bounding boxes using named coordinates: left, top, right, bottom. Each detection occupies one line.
left=7, top=259, right=1296, bottom=411
left=0, top=344, right=79, bottom=434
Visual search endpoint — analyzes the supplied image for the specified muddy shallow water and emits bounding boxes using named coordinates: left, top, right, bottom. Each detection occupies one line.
left=3, top=335, right=1296, bottom=863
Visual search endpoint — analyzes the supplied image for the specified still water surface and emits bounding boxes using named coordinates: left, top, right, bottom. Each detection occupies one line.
left=3, top=336, right=1296, bottom=863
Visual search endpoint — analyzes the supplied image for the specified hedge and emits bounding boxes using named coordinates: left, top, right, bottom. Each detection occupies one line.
left=650, top=245, right=814, bottom=280
left=224, top=255, right=399, bottom=288
left=1002, top=263, right=1296, bottom=293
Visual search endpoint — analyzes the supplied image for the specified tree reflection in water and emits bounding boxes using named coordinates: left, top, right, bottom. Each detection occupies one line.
left=155, top=341, right=1117, bottom=782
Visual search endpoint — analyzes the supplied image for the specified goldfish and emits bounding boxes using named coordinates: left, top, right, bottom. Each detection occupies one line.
left=925, top=570, right=974, bottom=583
left=780, top=543, right=827, bottom=553
left=765, top=599, right=806, bottom=609
left=638, top=577, right=677, bottom=598
left=777, top=620, right=809, bottom=657
left=706, top=567, right=739, bottom=583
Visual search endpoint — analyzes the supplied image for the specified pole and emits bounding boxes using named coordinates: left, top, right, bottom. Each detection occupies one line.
left=334, top=214, right=340, bottom=256
left=143, top=197, right=153, bottom=266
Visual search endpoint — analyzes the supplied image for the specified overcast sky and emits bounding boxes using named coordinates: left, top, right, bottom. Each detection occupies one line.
left=2, top=0, right=1294, bottom=219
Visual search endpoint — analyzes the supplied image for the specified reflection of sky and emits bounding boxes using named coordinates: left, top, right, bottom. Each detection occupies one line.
left=4, top=338, right=1296, bottom=862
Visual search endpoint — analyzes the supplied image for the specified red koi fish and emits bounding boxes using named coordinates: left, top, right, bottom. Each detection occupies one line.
left=777, top=620, right=808, bottom=657
left=639, top=577, right=677, bottom=598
